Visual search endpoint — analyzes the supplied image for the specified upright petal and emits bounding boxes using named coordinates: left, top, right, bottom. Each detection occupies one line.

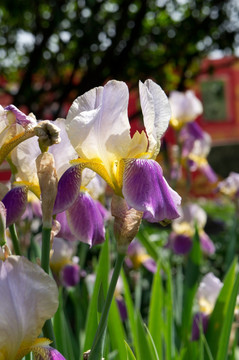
left=66, top=192, right=105, bottom=246
left=0, top=256, right=58, bottom=360
left=123, top=159, right=181, bottom=222
left=66, top=80, right=131, bottom=171
left=48, top=118, right=78, bottom=178
left=139, top=80, right=171, bottom=157
left=2, top=186, right=28, bottom=227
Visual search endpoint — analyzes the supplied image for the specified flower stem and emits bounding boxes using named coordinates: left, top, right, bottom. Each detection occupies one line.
left=41, top=227, right=51, bottom=274
left=9, top=224, right=21, bottom=255
left=89, top=252, right=125, bottom=360
left=41, top=226, right=56, bottom=347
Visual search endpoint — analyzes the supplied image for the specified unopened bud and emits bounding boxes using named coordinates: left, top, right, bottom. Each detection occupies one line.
left=36, top=152, right=58, bottom=228
left=34, top=120, right=61, bottom=150
left=111, top=194, right=143, bottom=254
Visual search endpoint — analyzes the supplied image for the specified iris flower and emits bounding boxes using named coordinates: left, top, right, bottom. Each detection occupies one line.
left=169, top=90, right=203, bottom=130
left=179, top=122, right=217, bottom=183
left=11, top=119, right=105, bottom=246
left=66, top=79, right=181, bottom=223
left=0, top=255, right=66, bottom=359
left=168, top=203, right=215, bottom=255
left=191, top=272, right=223, bottom=341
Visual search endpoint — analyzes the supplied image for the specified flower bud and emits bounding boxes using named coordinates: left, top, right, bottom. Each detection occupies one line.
left=111, top=194, right=143, bottom=254
left=34, top=120, right=61, bottom=150
left=36, top=152, right=58, bottom=228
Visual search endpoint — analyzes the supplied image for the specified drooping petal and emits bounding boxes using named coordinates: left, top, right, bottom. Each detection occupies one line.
left=2, top=185, right=28, bottom=227
left=33, top=345, right=66, bottom=360
left=56, top=211, right=78, bottom=242
left=169, top=232, right=192, bottom=255
left=191, top=312, right=209, bottom=341
left=53, top=165, right=82, bottom=214
left=199, top=231, right=215, bottom=255
left=200, top=163, right=218, bottom=183
left=66, top=80, right=131, bottom=172
left=61, top=263, right=80, bottom=287
left=0, top=256, right=58, bottom=360
left=5, top=104, right=37, bottom=127
left=139, top=79, right=171, bottom=157
left=123, top=159, right=181, bottom=222
left=66, top=192, right=105, bottom=246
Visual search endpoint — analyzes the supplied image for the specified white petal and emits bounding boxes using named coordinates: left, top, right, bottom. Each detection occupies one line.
left=11, top=136, right=40, bottom=185
left=139, top=79, right=171, bottom=157
left=0, top=256, right=58, bottom=359
left=66, top=80, right=131, bottom=172
left=169, top=90, right=203, bottom=123
left=49, top=118, right=78, bottom=178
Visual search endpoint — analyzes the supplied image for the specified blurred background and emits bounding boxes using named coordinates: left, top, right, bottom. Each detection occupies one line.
left=1, top=0, right=239, bottom=174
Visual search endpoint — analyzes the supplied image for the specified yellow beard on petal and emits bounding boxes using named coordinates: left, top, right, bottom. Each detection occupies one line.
left=70, top=157, right=124, bottom=195
left=15, top=338, right=51, bottom=360
left=13, top=181, right=41, bottom=199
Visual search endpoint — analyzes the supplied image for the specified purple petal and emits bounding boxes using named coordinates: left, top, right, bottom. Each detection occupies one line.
left=4, top=104, right=35, bottom=126
left=56, top=211, right=78, bottom=242
left=2, top=186, right=28, bottom=227
left=187, top=122, right=205, bottom=140
left=127, top=239, right=142, bottom=256
left=191, top=312, right=209, bottom=341
left=123, top=159, right=181, bottom=222
left=143, top=258, right=157, bottom=273
left=200, top=163, right=218, bottom=183
left=53, top=165, right=81, bottom=214
left=33, top=346, right=66, bottom=359
left=171, top=233, right=192, bottom=255
left=66, top=192, right=105, bottom=246
left=116, top=297, right=128, bottom=321
left=199, top=232, right=215, bottom=255
left=62, top=263, right=80, bottom=287
left=95, top=200, right=110, bottom=221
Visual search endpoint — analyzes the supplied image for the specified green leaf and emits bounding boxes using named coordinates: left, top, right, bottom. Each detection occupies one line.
left=148, top=261, right=163, bottom=359
left=164, top=263, right=175, bottom=359
left=205, top=258, right=238, bottom=359
left=181, top=226, right=202, bottom=342
left=108, top=297, right=127, bottom=360
left=83, top=237, right=110, bottom=352
left=136, top=312, right=156, bottom=360
left=145, top=325, right=160, bottom=360
left=53, top=288, right=76, bottom=360
left=216, top=272, right=239, bottom=360
left=137, top=229, right=159, bottom=261
left=121, top=269, right=139, bottom=358
left=125, top=341, right=137, bottom=360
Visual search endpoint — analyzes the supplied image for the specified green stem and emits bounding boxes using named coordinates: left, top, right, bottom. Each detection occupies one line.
left=42, top=319, right=56, bottom=348
left=89, top=253, right=125, bottom=360
left=41, top=227, right=51, bottom=274
left=41, top=226, right=56, bottom=347
left=9, top=224, right=21, bottom=255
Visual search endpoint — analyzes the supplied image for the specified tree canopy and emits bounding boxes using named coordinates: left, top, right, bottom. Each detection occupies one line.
left=0, top=0, right=238, bottom=118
